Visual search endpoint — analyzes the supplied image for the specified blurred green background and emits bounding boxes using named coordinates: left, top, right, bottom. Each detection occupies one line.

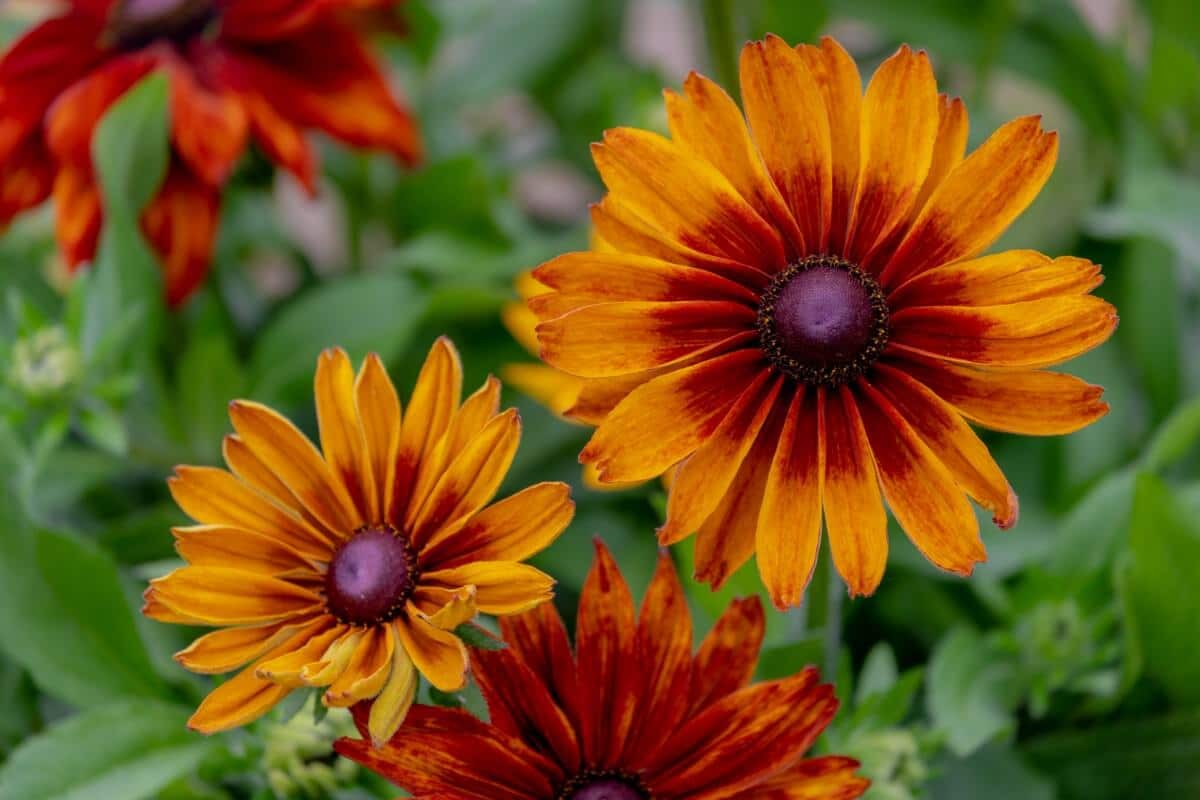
left=1, top=0, right=1199, bottom=798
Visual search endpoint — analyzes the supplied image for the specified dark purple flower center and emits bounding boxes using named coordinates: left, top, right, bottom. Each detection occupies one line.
left=560, top=772, right=649, bottom=800
left=107, top=0, right=217, bottom=50
left=324, top=526, right=417, bottom=626
left=757, top=255, right=889, bottom=386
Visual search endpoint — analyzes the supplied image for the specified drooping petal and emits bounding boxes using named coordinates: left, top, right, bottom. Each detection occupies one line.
left=300, top=627, right=364, bottom=687
left=0, top=137, right=53, bottom=225
left=821, top=386, right=887, bottom=597
left=255, top=624, right=345, bottom=686
left=889, top=296, right=1118, bottom=368
left=665, top=71, right=803, bottom=254
left=44, top=52, right=156, bottom=168
left=234, top=86, right=318, bottom=191
left=687, top=596, right=766, bottom=716
left=366, top=646, right=418, bottom=747
left=892, top=351, right=1109, bottom=435
left=749, top=755, right=871, bottom=799
left=140, top=165, right=221, bottom=306
left=325, top=623, right=395, bottom=707
left=575, top=539, right=638, bottom=766
left=740, top=34, right=832, bottom=253
left=874, top=363, right=1017, bottom=528
left=845, top=45, right=939, bottom=266
left=757, top=387, right=824, bottom=610
left=537, top=300, right=757, bottom=378
left=795, top=36, right=862, bottom=254
left=219, top=0, right=326, bottom=41
left=394, top=612, right=469, bottom=692
left=855, top=380, right=985, bottom=576
left=146, top=566, right=323, bottom=625
left=581, top=348, right=766, bottom=483
left=166, top=53, right=249, bottom=186
left=881, top=115, right=1059, bottom=287
left=888, top=250, right=1103, bottom=309
left=592, top=127, right=787, bottom=269
left=52, top=165, right=102, bottom=271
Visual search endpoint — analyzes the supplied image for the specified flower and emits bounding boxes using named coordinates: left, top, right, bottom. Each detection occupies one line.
left=530, top=35, right=1118, bottom=607
left=143, top=338, right=574, bottom=745
left=334, top=539, right=870, bottom=799
left=502, top=270, right=586, bottom=419
left=0, top=0, right=421, bottom=305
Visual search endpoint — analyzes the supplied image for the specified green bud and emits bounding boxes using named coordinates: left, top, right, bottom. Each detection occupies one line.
left=9, top=326, right=79, bottom=399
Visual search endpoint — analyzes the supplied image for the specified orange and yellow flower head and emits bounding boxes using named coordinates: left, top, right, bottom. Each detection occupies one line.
left=530, top=35, right=1118, bottom=608
left=335, top=539, right=870, bottom=799
left=0, top=0, right=422, bottom=304
left=143, top=338, right=574, bottom=745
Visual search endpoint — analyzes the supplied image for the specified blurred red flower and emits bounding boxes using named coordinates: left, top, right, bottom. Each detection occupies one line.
left=0, top=0, right=421, bottom=304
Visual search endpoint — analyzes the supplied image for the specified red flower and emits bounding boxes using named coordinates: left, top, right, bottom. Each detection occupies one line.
left=0, top=0, right=421, bottom=304
left=335, top=540, right=869, bottom=800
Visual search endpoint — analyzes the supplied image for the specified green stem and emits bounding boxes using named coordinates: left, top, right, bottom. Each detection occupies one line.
left=700, top=0, right=741, bottom=99
left=822, top=552, right=845, bottom=682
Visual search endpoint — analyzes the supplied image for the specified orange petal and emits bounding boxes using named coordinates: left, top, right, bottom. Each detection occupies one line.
left=754, top=755, right=871, bottom=798
left=0, top=137, right=53, bottom=224
left=366, top=646, right=418, bottom=747
left=912, top=94, right=969, bottom=215
left=589, top=196, right=770, bottom=289
left=893, top=351, right=1109, bottom=435
left=796, top=36, right=862, bottom=254
left=229, top=398, right=361, bottom=536
left=236, top=88, right=318, bottom=192
left=665, top=70, right=803, bottom=254
left=325, top=624, right=395, bottom=707
left=147, top=566, right=323, bottom=625
left=354, top=352, right=402, bottom=521
left=537, top=300, right=757, bottom=379
left=300, top=627, right=364, bottom=687
left=172, top=524, right=316, bottom=575
left=255, top=623, right=344, bottom=687
left=740, top=34, right=832, bottom=253
left=566, top=370, right=654, bottom=426
left=44, top=52, right=155, bottom=167
left=575, top=539, right=638, bottom=766
left=855, top=380, right=985, bottom=576
left=498, top=602, right=581, bottom=733
left=888, top=250, right=1103, bottom=308
left=592, top=127, right=787, bottom=269
left=315, top=347, right=374, bottom=521
left=821, top=386, right=888, bottom=597
left=422, top=561, right=554, bottom=616
left=890, top=295, right=1118, bottom=368
left=140, top=166, right=220, bottom=306
left=693, top=406, right=783, bottom=590
left=407, top=409, right=520, bottom=547
left=222, top=434, right=298, bottom=510
left=168, top=465, right=330, bottom=557
left=174, top=620, right=295, bottom=674
left=582, top=349, right=766, bottom=482
left=422, top=482, right=574, bottom=568
left=394, top=337, right=462, bottom=520
left=658, top=371, right=781, bottom=545
left=756, top=388, right=824, bottom=609
left=874, top=363, right=1017, bottom=527
left=500, top=363, right=583, bottom=418
left=167, top=56, right=249, bottom=186
left=846, top=45, right=940, bottom=265
left=688, top=596, right=765, bottom=715
left=393, top=612, right=468, bottom=692
left=421, top=586, right=478, bottom=630
left=52, top=165, right=102, bottom=270
left=881, top=115, right=1059, bottom=287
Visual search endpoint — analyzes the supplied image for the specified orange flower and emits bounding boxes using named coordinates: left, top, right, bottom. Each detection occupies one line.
left=531, top=35, right=1117, bottom=608
left=143, top=339, right=574, bottom=745
left=0, top=0, right=421, bottom=305
left=335, top=539, right=869, bottom=799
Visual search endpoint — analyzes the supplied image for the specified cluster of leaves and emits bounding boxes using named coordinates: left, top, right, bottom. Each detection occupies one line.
left=0, top=1, right=1198, bottom=799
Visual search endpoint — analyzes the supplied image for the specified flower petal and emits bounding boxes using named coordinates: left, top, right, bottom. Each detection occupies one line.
left=325, top=624, right=395, bottom=707
left=315, top=347, right=374, bottom=521
left=172, top=525, right=315, bottom=575
left=888, top=250, right=1103, bottom=308
left=354, top=352, right=402, bottom=521
left=874, top=363, right=1017, bottom=528
left=912, top=94, right=969, bottom=215
left=757, top=388, right=824, bottom=610
left=146, top=566, right=323, bottom=625
left=44, top=52, right=155, bottom=167
left=821, top=386, right=887, bottom=597
left=740, top=34, right=832, bottom=253
left=174, top=620, right=295, bottom=674
left=753, top=755, right=871, bottom=799
left=889, top=296, right=1118, bottom=368
left=881, top=115, right=1059, bottom=287
left=394, top=337, right=462, bottom=520
left=846, top=45, right=939, bottom=266
left=855, top=380, right=985, bottom=576
left=140, top=166, right=220, bottom=306
left=592, top=127, right=787, bottom=269
left=0, top=137, right=53, bottom=224
left=893, top=351, right=1109, bottom=435
left=422, top=561, right=554, bottom=616
left=167, top=55, right=249, bottom=186
left=52, top=165, right=102, bottom=271
left=498, top=602, right=581, bottom=734
left=582, top=348, right=765, bottom=482
left=255, top=623, right=345, bottom=686
left=394, top=612, right=468, bottom=692
left=688, top=596, right=765, bottom=716
left=366, top=646, right=418, bottom=747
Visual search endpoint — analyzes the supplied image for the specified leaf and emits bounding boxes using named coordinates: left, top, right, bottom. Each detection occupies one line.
left=427, top=687, right=465, bottom=708
left=1142, top=394, right=1200, bottom=472
left=455, top=623, right=505, bottom=651
left=1024, top=710, right=1200, bottom=800
left=1088, top=168, right=1200, bottom=271
left=1114, top=238, right=1181, bottom=423
left=926, top=627, right=1020, bottom=757
left=855, top=642, right=899, bottom=705
left=248, top=274, right=426, bottom=404
left=855, top=668, right=924, bottom=732
left=929, top=743, right=1057, bottom=800
left=77, top=401, right=129, bottom=456
left=174, top=321, right=245, bottom=463
left=1044, top=468, right=1135, bottom=579
left=0, top=700, right=213, bottom=800
left=1125, top=472, right=1200, bottom=705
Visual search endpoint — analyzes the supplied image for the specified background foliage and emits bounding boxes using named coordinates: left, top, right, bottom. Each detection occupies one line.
left=1, top=0, right=1199, bottom=798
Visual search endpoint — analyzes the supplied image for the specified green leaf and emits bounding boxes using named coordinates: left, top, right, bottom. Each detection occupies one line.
left=455, top=623, right=505, bottom=651
left=929, top=744, right=1056, bottom=800
left=77, top=401, right=129, bottom=456
left=93, top=72, right=171, bottom=216
left=855, top=642, right=899, bottom=705
left=249, top=274, right=426, bottom=403
left=1088, top=167, right=1200, bottom=270
left=1125, top=472, right=1200, bottom=705
left=926, top=627, right=1020, bottom=757
left=174, top=323, right=245, bottom=462
left=855, top=668, right=924, bottom=732
left=1142, top=394, right=1200, bottom=472
left=1115, top=238, right=1181, bottom=423
left=427, top=687, right=465, bottom=708
left=0, top=700, right=213, bottom=800
left=1025, top=709, right=1200, bottom=800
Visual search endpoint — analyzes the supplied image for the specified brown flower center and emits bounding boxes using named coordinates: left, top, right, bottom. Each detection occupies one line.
left=107, top=0, right=217, bottom=50
left=559, top=772, right=650, bottom=800
left=757, top=255, right=889, bottom=386
left=325, top=525, right=417, bottom=626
